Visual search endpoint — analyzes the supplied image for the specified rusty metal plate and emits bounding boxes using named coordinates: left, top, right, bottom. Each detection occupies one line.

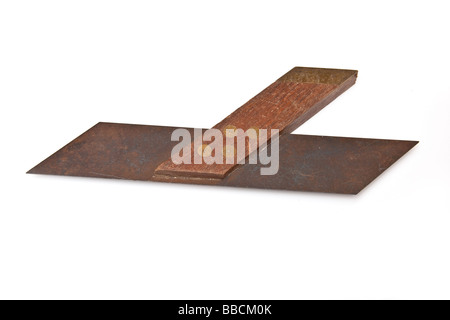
left=27, top=122, right=418, bottom=194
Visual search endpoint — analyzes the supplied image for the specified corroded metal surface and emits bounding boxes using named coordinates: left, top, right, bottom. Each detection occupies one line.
left=155, top=67, right=357, bottom=180
left=28, top=122, right=418, bottom=194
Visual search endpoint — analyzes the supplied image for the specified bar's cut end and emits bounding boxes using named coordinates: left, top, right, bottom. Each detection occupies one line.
left=278, top=67, right=358, bottom=85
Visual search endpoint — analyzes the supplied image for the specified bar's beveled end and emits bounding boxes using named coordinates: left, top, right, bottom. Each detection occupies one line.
left=278, top=67, right=358, bottom=85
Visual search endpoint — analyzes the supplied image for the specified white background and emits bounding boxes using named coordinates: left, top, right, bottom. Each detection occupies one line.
left=1, top=1, right=449, bottom=300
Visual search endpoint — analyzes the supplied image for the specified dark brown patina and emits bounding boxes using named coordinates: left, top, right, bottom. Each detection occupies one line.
left=28, top=122, right=417, bottom=194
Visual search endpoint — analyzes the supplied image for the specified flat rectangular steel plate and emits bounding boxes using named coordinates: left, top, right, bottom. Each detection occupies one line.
left=27, top=122, right=418, bottom=194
